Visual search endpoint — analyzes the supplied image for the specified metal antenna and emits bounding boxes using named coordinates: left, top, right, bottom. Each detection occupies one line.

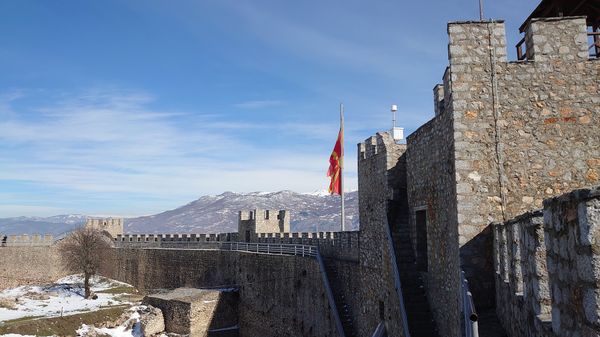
left=479, top=0, right=484, bottom=21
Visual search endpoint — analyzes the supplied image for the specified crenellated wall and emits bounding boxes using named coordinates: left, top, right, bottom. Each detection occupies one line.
left=100, top=248, right=339, bottom=337
left=357, top=132, right=409, bottom=337
left=399, top=15, right=600, bottom=335
left=1, top=233, right=54, bottom=247
left=494, top=186, right=600, bottom=337
left=255, top=231, right=359, bottom=261
left=85, top=217, right=124, bottom=238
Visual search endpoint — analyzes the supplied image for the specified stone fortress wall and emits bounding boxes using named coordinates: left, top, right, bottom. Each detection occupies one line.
left=100, top=248, right=340, bottom=337
left=238, top=209, right=290, bottom=241
left=0, top=217, right=123, bottom=290
left=85, top=217, right=124, bottom=238
left=393, top=15, right=600, bottom=337
left=0, top=233, right=55, bottom=247
left=1, top=11, right=600, bottom=337
left=494, top=187, right=600, bottom=337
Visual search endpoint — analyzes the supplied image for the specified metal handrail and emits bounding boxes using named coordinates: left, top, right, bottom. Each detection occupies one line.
left=589, top=32, right=600, bottom=58
left=371, top=321, right=386, bottom=337
left=316, top=252, right=347, bottom=337
left=461, top=270, right=479, bottom=337
left=516, top=37, right=527, bottom=61
left=115, top=241, right=318, bottom=257
left=384, top=221, right=411, bottom=337
left=115, top=240, right=343, bottom=336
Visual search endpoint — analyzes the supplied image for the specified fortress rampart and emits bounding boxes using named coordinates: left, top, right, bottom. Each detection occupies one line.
left=397, top=15, right=600, bottom=336
left=494, top=186, right=600, bottom=337
left=100, top=248, right=339, bottom=337
left=0, top=233, right=54, bottom=247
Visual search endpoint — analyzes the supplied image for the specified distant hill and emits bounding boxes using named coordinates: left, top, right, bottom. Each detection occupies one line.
left=0, top=191, right=358, bottom=235
left=0, top=214, right=87, bottom=236
left=125, top=190, right=358, bottom=234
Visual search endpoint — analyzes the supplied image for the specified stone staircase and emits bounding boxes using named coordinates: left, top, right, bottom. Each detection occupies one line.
left=391, top=227, right=440, bottom=337
left=323, top=258, right=357, bottom=337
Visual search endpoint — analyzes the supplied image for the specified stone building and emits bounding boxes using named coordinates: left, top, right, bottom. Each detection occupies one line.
left=355, top=2, right=600, bottom=336
left=85, top=217, right=124, bottom=238
left=237, top=209, right=290, bottom=242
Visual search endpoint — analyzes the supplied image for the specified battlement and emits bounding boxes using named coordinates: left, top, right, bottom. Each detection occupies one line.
left=255, top=231, right=359, bottom=261
left=358, top=132, right=400, bottom=161
left=114, top=232, right=239, bottom=248
left=85, top=217, right=124, bottom=238
left=237, top=209, right=290, bottom=241
left=494, top=185, right=600, bottom=337
left=521, top=16, right=589, bottom=62
left=447, top=16, right=590, bottom=68
left=0, top=234, right=54, bottom=247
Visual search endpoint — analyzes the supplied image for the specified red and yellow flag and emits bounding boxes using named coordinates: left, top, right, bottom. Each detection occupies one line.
left=327, top=127, right=343, bottom=195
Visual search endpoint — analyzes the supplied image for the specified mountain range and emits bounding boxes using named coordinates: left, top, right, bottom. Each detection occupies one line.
left=0, top=190, right=358, bottom=236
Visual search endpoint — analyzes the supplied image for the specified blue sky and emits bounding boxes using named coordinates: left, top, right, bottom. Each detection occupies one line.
left=0, top=0, right=538, bottom=217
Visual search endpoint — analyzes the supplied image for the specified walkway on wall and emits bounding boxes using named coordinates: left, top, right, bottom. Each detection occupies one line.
left=391, top=219, right=440, bottom=337
left=323, top=258, right=357, bottom=337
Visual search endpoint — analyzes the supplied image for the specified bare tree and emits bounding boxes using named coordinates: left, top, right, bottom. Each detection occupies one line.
left=59, top=226, right=111, bottom=299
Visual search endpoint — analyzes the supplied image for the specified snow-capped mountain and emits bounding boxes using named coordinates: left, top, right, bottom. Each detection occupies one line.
left=126, top=190, right=359, bottom=233
left=0, top=214, right=87, bottom=236
left=0, top=191, right=359, bottom=235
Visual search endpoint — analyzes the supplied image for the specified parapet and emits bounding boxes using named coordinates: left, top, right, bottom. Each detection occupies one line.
left=494, top=185, right=600, bottom=336
left=524, top=16, right=588, bottom=62
left=1, top=233, right=55, bottom=247
left=433, top=84, right=445, bottom=116
left=447, top=20, right=507, bottom=66
left=358, top=132, right=404, bottom=161
left=85, top=217, right=124, bottom=238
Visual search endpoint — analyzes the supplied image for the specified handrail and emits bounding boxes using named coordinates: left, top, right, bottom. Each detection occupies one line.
left=117, top=240, right=344, bottom=336
left=461, top=270, right=479, bottom=337
left=371, top=321, right=386, bottom=337
left=316, top=252, right=347, bottom=337
left=516, top=37, right=527, bottom=61
left=384, top=221, right=411, bottom=337
left=589, top=32, right=600, bottom=58
left=115, top=241, right=318, bottom=257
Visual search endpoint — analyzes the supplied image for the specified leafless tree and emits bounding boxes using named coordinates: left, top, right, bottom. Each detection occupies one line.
left=59, top=226, right=111, bottom=299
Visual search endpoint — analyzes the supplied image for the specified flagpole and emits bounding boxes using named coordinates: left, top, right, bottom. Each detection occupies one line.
left=340, top=103, right=345, bottom=232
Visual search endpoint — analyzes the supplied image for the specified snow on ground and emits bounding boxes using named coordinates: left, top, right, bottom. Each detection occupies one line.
left=77, top=307, right=142, bottom=337
left=0, top=274, right=133, bottom=322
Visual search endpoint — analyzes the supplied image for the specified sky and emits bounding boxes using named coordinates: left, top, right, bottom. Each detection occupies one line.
left=0, top=0, right=539, bottom=217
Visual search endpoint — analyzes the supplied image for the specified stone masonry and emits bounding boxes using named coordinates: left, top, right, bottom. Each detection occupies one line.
left=494, top=186, right=600, bottom=337
left=85, top=217, right=124, bottom=238
left=143, top=287, right=239, bottom=336
left=238, top=209, right=290, bottom=242
left=398, top=15, right=600, bottom=337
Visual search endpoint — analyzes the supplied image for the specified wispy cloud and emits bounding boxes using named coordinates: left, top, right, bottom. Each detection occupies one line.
left=0, top=88, right=358, bottom=217
left=233, top=100, right=284, bottom=109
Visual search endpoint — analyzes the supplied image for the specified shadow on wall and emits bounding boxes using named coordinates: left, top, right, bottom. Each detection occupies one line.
left=460, top=225, right=496, bottom=310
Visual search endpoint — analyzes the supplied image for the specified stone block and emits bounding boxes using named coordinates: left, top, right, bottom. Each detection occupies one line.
left=143, top=288, right=239, bottom=336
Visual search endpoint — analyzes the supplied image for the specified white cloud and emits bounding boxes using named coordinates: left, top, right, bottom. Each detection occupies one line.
left=233, top=100, right=284, bottom=109
left=0, top=88, right=358, bottom=216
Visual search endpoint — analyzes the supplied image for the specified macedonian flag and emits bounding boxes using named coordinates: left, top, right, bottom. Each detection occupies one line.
left=327, top=127, right=343, bottom=195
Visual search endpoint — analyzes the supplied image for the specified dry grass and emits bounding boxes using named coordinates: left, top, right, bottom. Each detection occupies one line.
left=0, top=305, right=129, bottom=336
left=0, top=297, right=17, bottom=310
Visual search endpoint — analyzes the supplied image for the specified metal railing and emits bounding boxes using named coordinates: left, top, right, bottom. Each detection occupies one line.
left=115, top=240, right=318, bottom=257
left=371, top=321, right=387, bottom=337
left=516, top=37, right=527, bottom=61
left=115, top=240, right=344, bottom=336
left=316, top=252, right=347, bottom=337
left=384, top=221, right=411, bottom=337
left=461, top=271, right=479, bottom=337
left=589, top=32, right=600, bottom=58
